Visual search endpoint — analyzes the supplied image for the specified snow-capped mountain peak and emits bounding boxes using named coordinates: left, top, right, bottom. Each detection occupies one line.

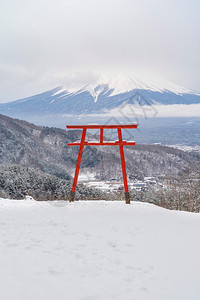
left=55, top=73, right=198, bottom=103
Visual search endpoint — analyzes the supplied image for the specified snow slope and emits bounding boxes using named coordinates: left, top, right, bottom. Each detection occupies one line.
left=0, top=199, right=200, bottom=300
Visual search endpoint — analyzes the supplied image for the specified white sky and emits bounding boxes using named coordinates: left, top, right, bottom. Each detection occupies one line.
left=0, top=0, right=199, bottom=102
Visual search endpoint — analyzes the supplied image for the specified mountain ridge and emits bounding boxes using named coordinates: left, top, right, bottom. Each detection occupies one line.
left=0, top=113, right=198, bottom=182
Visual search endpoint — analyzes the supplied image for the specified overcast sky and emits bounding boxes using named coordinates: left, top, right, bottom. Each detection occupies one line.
left=0, top=0, right=199, bottom=102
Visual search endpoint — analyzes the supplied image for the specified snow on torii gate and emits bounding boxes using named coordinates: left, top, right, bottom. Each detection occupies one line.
left=66, top=124, right=138, bottom=204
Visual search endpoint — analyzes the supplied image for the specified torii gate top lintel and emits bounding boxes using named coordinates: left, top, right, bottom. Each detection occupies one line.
left=67, top=124, right=138, bottom=129
left=66, top=124, right=138, bottom=204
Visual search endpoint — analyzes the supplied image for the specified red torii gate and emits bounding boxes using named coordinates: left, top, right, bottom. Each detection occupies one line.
left=66, top=124, right=138, bottom=204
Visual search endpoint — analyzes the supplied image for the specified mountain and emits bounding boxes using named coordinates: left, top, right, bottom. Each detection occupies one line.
left=0, top=74, right=199, bottom=117
left=0, top=114, right=198, bottom=182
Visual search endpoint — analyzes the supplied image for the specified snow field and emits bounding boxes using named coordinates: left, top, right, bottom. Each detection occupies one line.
left=0, top=199, right=200, bottom=300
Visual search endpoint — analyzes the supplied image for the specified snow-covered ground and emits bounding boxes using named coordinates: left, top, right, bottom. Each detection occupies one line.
left=0, top=199, right=200, bottom=300
left=80, top=180, right=148, bottom=192
left=80, top=180, right=124, bottom=192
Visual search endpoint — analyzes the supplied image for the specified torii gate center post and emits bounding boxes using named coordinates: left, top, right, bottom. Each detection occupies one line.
left=66, top=124, right=138, bottom=204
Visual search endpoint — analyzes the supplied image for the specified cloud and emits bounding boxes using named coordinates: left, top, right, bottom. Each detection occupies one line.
left=0, top=0, right=199, bottom=101
left=118, top=103, right=200, bottom=118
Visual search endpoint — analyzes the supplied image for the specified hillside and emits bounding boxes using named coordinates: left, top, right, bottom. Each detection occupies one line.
left=0, top=114, right=198, bottom=182
left=0, top=165, right=103, bottom=200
